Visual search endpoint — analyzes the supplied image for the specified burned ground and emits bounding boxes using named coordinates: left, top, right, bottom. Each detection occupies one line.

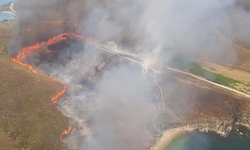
left=156, top=70, right=250, bottom=133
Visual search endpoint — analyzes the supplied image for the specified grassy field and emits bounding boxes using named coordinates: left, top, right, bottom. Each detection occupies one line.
left=189, top=65, right=250, bottom=94
left=0, top=21, right=69, bottom=150
left=0, top=21, right=12, bottom=58
left=169, top=53, right=250, bottom=94
left=0, top=129, right=22, bottom=150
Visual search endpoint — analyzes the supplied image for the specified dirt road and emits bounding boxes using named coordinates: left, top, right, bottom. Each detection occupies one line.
left=90, top=42, right=250, bottom=99
left=165, top=66, right=250, bottom=98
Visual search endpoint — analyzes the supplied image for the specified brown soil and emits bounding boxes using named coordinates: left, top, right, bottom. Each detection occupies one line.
left=229, top=43, right=250, bottom=73
left=201, top=32, right=250, bottom=73
left=196, top=59, right=250, bottom=83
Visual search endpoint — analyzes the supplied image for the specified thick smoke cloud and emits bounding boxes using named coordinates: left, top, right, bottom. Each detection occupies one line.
left=78, top=66, right=157, bottom=150
left=7, top=0, right=250, bottom=150
left=27, top=42, right=158, bottom=149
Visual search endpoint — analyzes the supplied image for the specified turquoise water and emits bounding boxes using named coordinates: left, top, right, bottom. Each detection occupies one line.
left=0, top=12, right=14, bottom=22
left=0, top=0, right=17, bottom=22
left=165, top=128, right=250, bottom=150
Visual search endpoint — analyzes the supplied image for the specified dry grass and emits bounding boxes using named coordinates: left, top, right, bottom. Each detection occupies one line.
left=0, top=129, right=21, bottom=150
left=0, top=56, right=69, bottom=150
left=0, top=21, right=12, bottom=58
left=0, top=21, right=69, bottom=150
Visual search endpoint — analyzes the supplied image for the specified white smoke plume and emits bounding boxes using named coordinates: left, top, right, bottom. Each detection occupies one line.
left=7, top=0, right=250, bottom=150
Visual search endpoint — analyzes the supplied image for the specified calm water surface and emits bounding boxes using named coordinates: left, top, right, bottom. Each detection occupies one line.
left=165, top=128, right=250, bottom=150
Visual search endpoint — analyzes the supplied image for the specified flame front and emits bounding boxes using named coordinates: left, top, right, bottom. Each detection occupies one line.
left=11, top=32, right=162, bottom=149
left=60, top=126, right=73, bottom=140
left=10, top=33, right=85, bottom=104
left=10, top=33, right=84, bottom=149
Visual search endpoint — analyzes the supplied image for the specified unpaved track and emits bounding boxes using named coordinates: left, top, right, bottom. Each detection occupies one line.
left=89, top=41, right=250, bottom=99
left=165, top=66, right=250, bottom=98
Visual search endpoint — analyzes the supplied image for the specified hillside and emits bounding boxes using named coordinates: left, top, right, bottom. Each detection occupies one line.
left=0, top=22, right=69, bottom=150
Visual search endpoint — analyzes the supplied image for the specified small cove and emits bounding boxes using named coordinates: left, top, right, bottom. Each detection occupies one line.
left=164, top=128, right=250, bottom=150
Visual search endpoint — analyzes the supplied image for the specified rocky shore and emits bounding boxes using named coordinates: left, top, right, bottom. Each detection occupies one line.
left=151, top=115, right=250, bottom=150
left=149, top=70, right=250, bottom=150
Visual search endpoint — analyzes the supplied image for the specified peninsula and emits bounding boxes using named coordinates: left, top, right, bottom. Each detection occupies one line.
left=0, top=2, right=16, bottom=15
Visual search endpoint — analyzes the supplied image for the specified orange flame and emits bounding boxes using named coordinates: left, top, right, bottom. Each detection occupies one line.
left=10, top=33, right=84, bottom=149
left=10, top=33, right=85, bottom=104
left=59, top=126, right=72, bottom=149
left=60, top=126, right=72, bottom=140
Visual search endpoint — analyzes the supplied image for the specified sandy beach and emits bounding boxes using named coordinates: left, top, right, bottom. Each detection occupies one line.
left=150, top=127, right=195, bottom=150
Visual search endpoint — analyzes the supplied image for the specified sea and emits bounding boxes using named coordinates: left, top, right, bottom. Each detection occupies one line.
left=0, top=0, right=17, bottom=22
left=164, top=127, right=250, bottom=150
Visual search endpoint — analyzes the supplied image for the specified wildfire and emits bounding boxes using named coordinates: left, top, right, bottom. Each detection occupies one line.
left=58, top=126, right=72, bottom=149
left=60, top=126, right=73, bottom=140
left=10, top=33, right=85, bottom=105
left=10, top=32, right=163, bottom=149
left=10, top=33, right=84, bottom=149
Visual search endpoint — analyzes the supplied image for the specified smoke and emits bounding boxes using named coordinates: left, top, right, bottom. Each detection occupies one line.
left=78, top=66, right=157, bottom=150
left=7, top=0, right=250, bottom=150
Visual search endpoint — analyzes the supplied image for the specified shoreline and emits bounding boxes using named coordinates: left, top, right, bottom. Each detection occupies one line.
left=2, top=10, right=15, bottom=16
left=10, top=2, right=16, bottom=14
left=1, top=2, right=16, bottom=16
left=150, top=127, right=195, bottom=150
left=150, top=122, right=250, bottom=150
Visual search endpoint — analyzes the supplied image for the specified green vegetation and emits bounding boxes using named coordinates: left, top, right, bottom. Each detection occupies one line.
left=0, top=52, right=9, bottom=58
left=189, top=65, right=241, bottom=87
left=189, top=65, right=250, bottom=94
left=169, top=53, right=250, bottom=94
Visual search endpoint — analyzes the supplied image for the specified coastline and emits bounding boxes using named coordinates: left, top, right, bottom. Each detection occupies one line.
left=150, top=127, right=195, bottom=150
left=151, top=125, right=250, bottom=150
left=10, top=2, right=16, bottom=14
left=1, top=2, right=16, bottom=16
left=150, top=120, right=250, bottom=150
left=2, top=10, right=15, bottom=16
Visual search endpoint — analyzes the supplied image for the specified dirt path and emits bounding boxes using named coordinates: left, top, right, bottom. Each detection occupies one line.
left=165, top=66, right=250, bottom=98
left=89, top=41, right=250, bottom=99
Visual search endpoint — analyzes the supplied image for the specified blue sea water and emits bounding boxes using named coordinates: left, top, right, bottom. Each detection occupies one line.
left=0, top=0, right=17, bottom=22
left=0, top=12, right=14, bottom=22
left=164, top=127, right=250, bottom=150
